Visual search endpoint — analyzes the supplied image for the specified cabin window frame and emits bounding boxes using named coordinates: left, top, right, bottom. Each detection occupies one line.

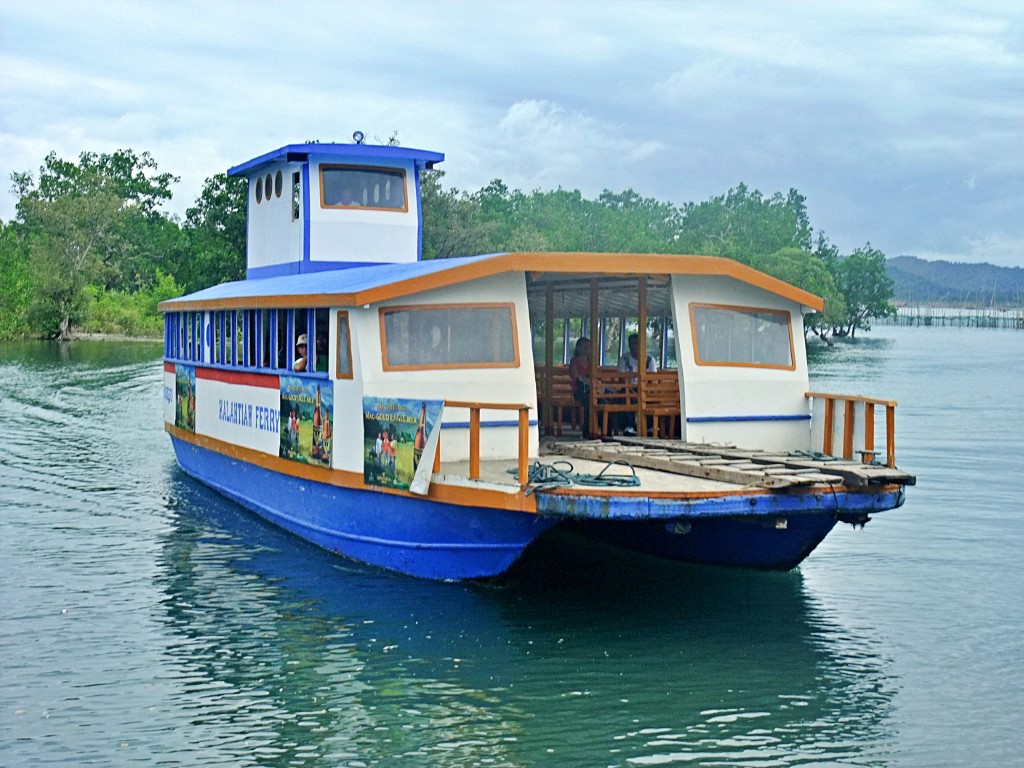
left=379, top=302, right=521, bottom=371
left=688, top=302, right=796, bottom=371
left=319, top=164, right=409, bottom=212
left=336, top=311, right=353, bottom=379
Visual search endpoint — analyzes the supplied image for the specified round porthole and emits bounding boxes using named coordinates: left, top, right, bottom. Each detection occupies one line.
left=275, top=170, right=283, bottom=197
left=265, top=174, right=273, bottom=200
left=255, top=177, right=263, bottom=203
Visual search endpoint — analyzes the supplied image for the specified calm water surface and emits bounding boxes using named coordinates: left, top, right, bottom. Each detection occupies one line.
left=1, top=326, right=1022, bottom=767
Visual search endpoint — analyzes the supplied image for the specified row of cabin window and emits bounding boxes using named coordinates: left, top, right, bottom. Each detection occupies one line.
left=533, top=307, right=794, bottom=369
left=534, top=316, right=680, bottom=369
left=164, top=303, right=791, bottom=373
left=163, top=304, right=518, bottom=374
left=165, top=309, right=337, bottom=375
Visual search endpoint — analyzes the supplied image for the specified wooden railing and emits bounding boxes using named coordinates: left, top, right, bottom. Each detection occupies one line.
left=806, top=391, right=898, bottom=467
left=438, top=401, right=532, bottom=490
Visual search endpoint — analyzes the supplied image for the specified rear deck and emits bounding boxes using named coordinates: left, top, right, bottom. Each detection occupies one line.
left=436, top=436, right=915, bottom=496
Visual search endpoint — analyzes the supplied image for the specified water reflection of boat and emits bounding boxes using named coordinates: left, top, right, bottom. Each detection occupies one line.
left=160, top=138, right=914, bottom=580
left=156, top=474, right=897, bottom=765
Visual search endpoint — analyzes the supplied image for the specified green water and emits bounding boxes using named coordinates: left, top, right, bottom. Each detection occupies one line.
left=1, top=326, right=1022, bottom=766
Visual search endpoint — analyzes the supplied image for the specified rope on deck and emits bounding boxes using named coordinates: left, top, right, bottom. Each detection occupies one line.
left=788, top=450, right=843, bottom=462
left=509, top=459, right=641, bottom=495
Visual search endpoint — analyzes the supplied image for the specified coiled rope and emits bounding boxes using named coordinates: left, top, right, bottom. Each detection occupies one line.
left=788, top=450, right=843, bottom=462
left=509, top=459, right=641, bottom=495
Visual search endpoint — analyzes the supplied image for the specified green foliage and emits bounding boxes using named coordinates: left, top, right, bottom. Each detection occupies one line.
left=22, top=192, right=124, bottom=339
left=3, top=144, right=896, bottom=346
left=11, top=149, right=183, bottom=338
left=421, top=176, right=684, bottom=258
left=0, top=221, right=32, bottom=337
left=420, top=171, right=501, bottom=259
left=180, top=173, right=247, bottom=291
left=750, top=247, right=847, bottom=335
left=678, top=184, right=811, bottom=263
left=12, top=149, right=177, bottom=214
left=833, top=244, right=896, bottom=336
left=80, top=271, right=183, bottom=337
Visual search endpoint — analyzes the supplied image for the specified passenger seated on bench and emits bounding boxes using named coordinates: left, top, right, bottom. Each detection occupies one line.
left=616, top=334, right=656, bottom=435
left=568, top=337, right=593, bottom=439
left=618, top=333, right=657, bottom=376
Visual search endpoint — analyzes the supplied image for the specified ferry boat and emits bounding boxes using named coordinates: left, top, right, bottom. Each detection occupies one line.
left=160, top=138, right=915, bottom=580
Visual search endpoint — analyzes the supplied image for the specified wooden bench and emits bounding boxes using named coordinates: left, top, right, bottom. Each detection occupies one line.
left=590, top=369, right=640, bottom=436
left=536, top=366, right=581, bottom=435
left=640, top=371, right=681, bottom=438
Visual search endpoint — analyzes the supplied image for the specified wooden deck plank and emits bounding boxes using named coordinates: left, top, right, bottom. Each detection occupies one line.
left=560, top=438, right=915, bottom=488
left=557, top=441, right=845, bottom=489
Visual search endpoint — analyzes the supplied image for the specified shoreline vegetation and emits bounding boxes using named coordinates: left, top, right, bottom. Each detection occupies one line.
left=3, top=144, right=913, bottom=343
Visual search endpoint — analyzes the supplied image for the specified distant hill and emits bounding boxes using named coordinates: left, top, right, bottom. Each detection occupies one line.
left=886, top=256, right=1024, bottom=307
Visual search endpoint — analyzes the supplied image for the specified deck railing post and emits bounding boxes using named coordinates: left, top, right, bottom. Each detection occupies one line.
left=886, top=404, right=896, bottom=467
left=863, top=402, right=876, bottom=463
left=469, top=407, right=481, bottom=480
left=518, top=406, right=530, bottom=491
left=822, top=397, right=835, bottom=455
left=842, top=400, right=855, bottom=459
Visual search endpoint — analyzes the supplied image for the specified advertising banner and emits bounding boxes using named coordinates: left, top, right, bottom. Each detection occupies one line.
left=362, top=397, right=444, bottom=493
left=174, top=364, right=196, bottom=432
left=280, top=376, right=333, bottom=467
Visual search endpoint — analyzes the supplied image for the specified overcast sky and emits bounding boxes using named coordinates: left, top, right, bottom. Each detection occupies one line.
left=2, top=1, right=1021, bottom=266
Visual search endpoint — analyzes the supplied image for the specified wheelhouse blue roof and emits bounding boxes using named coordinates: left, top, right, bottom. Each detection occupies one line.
left=161, top=254, right=503, bottom=307
left=228, top=143, right=445, bottom=177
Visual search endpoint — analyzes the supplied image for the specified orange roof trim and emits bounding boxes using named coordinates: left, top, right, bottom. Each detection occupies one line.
left=161, top=252, right=825, bottom=313
left=362, top=252, right=826, bottom=312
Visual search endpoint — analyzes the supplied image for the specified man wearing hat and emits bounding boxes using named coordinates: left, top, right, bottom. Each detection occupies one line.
left=293, top=334, right=309, bottom=371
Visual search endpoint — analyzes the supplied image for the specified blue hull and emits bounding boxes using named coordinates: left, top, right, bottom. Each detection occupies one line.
left=170, top=437, right=557, bottom=580
left=534, top=485, right=904, bottom=571
left=171, top=437, right=905, bottom=579
left=573, top=515, right=838, bottom=571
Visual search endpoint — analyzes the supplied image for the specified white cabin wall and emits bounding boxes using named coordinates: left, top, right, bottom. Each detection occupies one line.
left=246, top=162, right=305, bottom=271
left=346, top=272, right=538, bottom=465
left=672, top=275, right=813, bottom=453
left=329, top=308, right=367, bottom=473
left=307, top=155, right=420, bottom=266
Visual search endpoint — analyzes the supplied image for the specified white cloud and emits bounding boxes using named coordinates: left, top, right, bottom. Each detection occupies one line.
left=0, top=0, right=1020, bottom=267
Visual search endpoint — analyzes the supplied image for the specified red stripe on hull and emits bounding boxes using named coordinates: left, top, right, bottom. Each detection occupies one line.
left=195, top=366, right=281, bottom=389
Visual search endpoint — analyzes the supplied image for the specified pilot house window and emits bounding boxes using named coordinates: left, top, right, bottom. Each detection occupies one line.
left=320, top=165, right=407, bottom=211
